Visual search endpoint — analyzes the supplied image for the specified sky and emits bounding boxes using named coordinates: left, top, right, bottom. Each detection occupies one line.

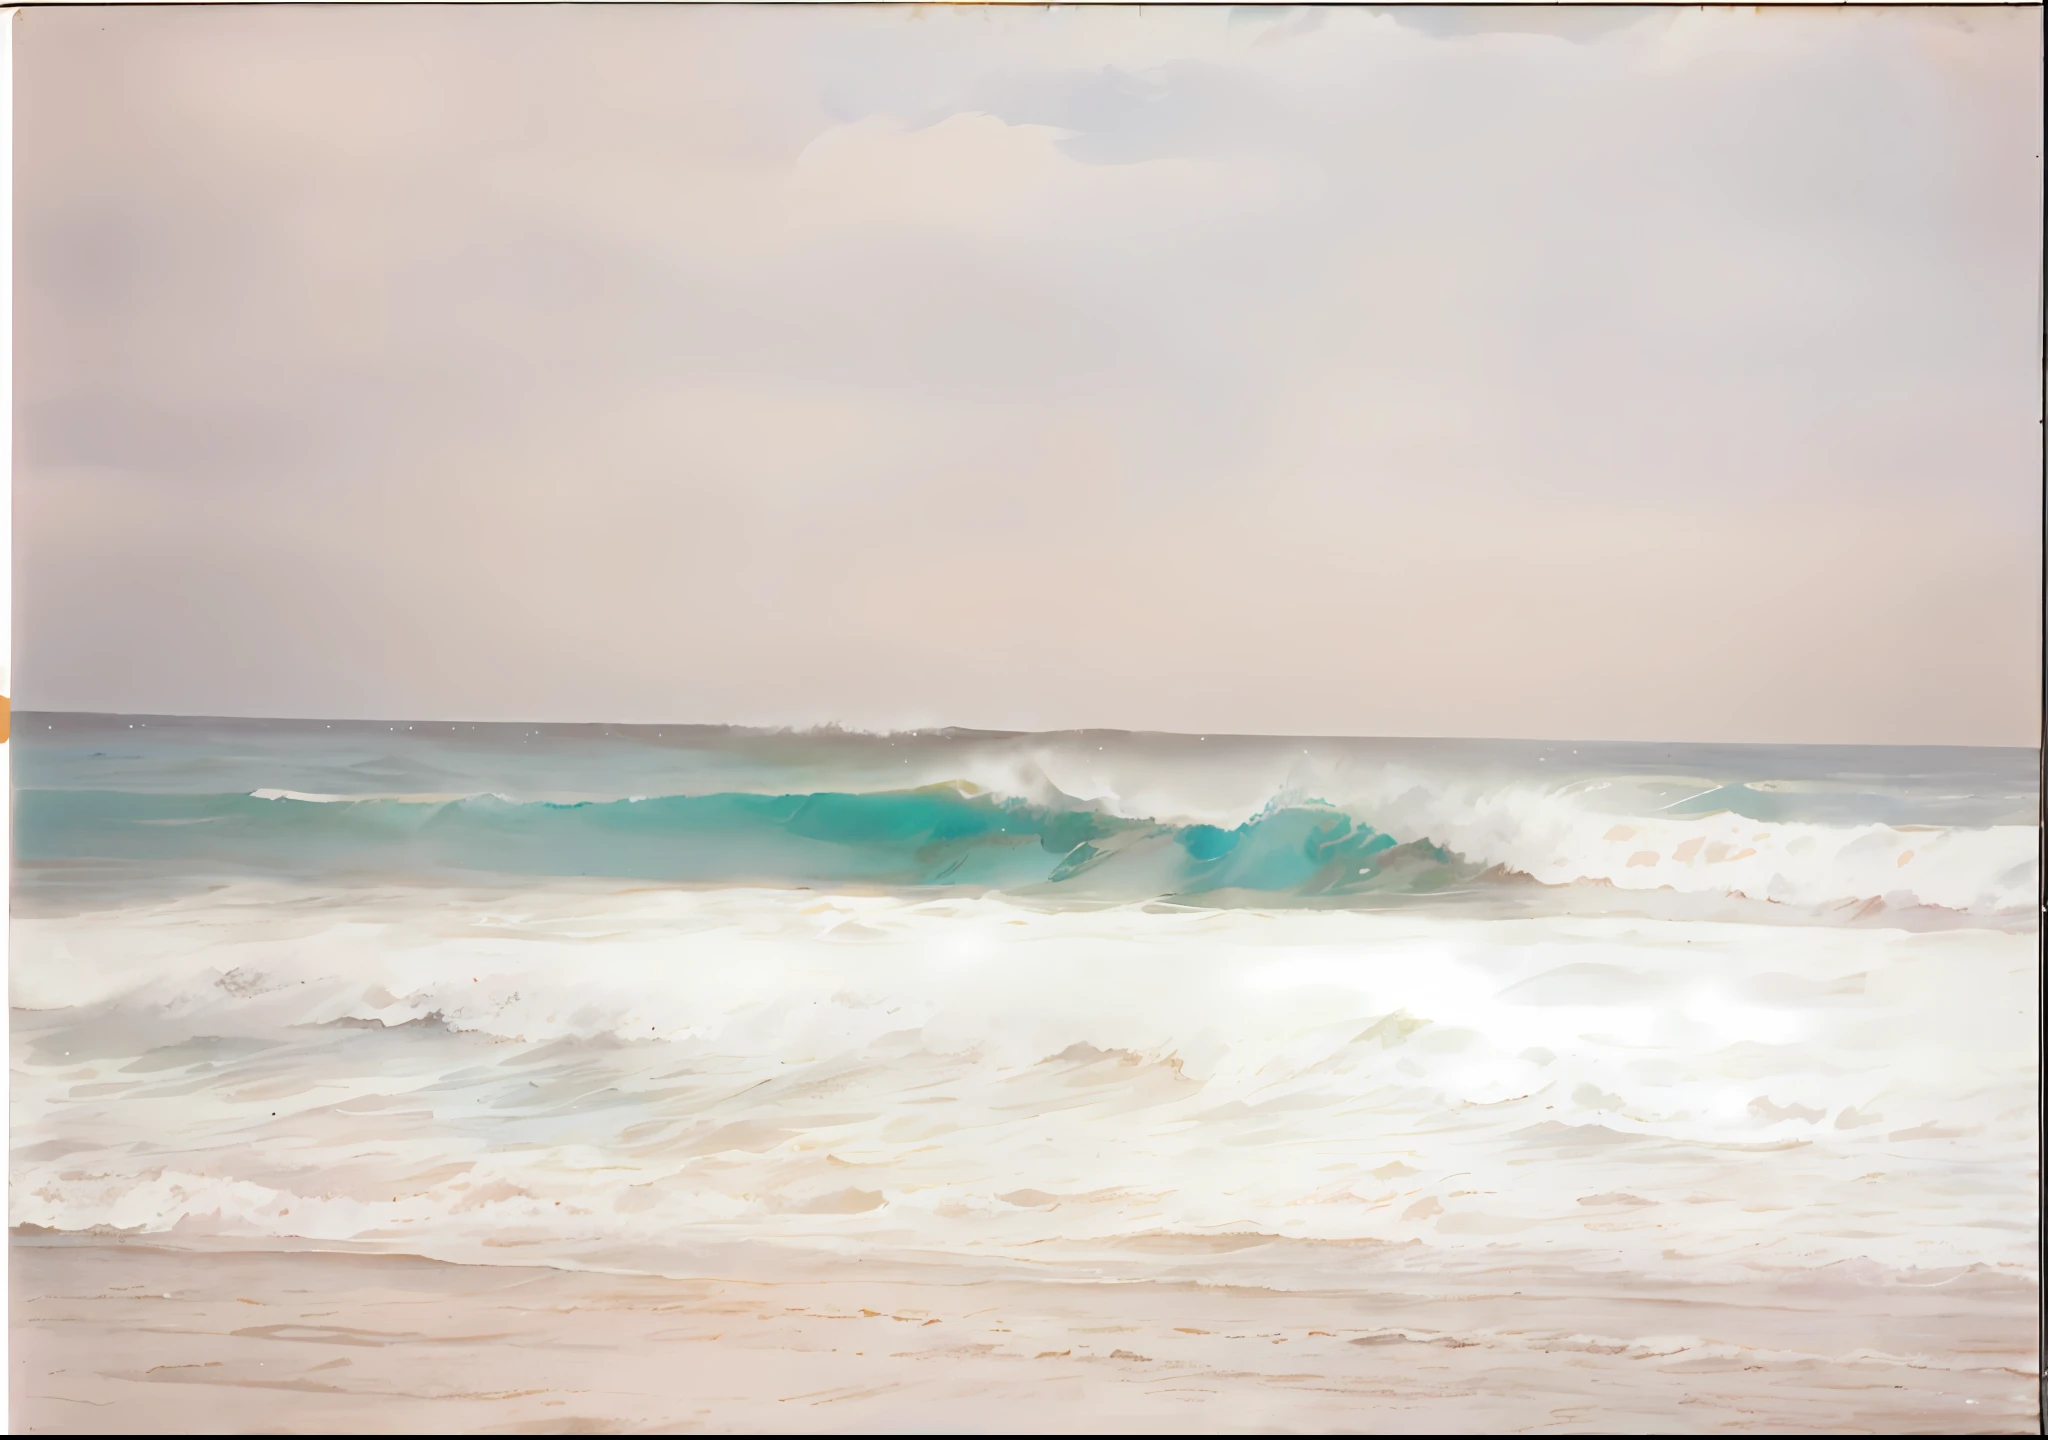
left=14, top=3, right=2042, bottom=744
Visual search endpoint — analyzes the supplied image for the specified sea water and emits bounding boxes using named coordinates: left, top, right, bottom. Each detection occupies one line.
left=10, top=714, right=2038, bottom=1304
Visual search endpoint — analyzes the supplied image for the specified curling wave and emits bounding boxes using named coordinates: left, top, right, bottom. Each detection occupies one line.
left=14, top=776, right=2034, bottom=913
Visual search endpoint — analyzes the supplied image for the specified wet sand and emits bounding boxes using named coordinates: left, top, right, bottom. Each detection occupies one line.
left=10, top=1234, right=2038, bottom=1433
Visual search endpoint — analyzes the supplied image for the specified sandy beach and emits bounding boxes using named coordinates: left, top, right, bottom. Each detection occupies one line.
left=11, top=1233, right=2039, bottom=1433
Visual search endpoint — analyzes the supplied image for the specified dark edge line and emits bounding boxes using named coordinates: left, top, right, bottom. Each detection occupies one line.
left=5, top=2, right=2046, bottom=11
left=2036, top=3, right=2046, bottom=1432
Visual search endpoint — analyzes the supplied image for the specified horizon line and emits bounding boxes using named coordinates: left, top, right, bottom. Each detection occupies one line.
left=13, top=708, right=2039, bottom=753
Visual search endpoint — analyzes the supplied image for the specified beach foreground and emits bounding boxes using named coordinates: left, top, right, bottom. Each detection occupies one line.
left=11, top=1234, right=2039, bottom=1434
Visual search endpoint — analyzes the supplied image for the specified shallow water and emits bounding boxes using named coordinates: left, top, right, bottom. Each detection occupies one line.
left=12, top=882, right=2038, bottom=1298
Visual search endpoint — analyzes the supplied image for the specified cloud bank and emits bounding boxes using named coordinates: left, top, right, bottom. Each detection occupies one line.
left=16, top=4, right=2041, bottom=742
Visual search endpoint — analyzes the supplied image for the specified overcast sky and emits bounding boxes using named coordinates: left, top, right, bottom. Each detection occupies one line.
left=15, top=4, right=2042, bottom=743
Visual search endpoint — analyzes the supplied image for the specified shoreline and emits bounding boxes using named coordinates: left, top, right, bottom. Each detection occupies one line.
left=11, top=1233, right=2039, bottom=1433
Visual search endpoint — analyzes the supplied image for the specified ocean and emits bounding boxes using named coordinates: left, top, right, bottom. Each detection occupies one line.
left=8, top=713, right=2039, bottom=1411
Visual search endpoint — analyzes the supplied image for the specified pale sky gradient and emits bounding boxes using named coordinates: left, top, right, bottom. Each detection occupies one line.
left=15, top=4, right=2043, bottom=743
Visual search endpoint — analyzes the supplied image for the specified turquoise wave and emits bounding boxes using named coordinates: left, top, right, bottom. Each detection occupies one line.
left=13, top=785, right=1479, bottom=903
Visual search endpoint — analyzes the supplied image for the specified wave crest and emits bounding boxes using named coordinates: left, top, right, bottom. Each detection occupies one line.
left=14, top=778, right=2036, bottom=914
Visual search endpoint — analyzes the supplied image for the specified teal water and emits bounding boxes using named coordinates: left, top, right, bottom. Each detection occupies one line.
left=13, top=785, right=1468, bottom=899
left=11, top=712, right=2037, bottom=911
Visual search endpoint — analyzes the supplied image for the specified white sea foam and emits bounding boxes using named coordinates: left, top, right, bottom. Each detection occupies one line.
left=13, top=882, right=2036, bottom=1286
left=1324, top=774, right=2036, bottom=912
left=999, top=748, right=2038, bottom=911
left=250, top=788, right=479, bottom=804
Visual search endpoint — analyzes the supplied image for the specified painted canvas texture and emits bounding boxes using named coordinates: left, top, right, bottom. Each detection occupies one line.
left=9, top=3, right=2041, bottom=1433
